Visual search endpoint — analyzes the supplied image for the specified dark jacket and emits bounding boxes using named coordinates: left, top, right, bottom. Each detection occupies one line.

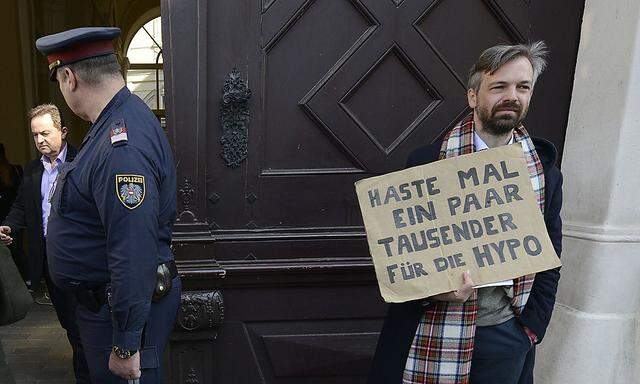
left=0, top=162, right=22, bottom=223
left=2, top=144, right=77, bottom=288
left=368, top=137, right=563, bottom=383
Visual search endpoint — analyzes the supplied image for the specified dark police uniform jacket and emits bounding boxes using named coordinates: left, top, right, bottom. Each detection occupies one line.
left=47, top=87, right=176, bottom=351
left=368, top=137, right=563, bottom=383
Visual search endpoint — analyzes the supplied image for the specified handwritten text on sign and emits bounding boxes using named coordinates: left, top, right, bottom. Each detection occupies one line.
left=355, top=144, right=561, bottom=303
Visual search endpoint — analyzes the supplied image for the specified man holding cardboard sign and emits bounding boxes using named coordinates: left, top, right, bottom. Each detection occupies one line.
left=365, top=42, right=563, bottom=384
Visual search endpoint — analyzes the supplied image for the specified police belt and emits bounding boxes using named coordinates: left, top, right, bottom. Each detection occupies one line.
left=75, top=260, right=178, bottom=313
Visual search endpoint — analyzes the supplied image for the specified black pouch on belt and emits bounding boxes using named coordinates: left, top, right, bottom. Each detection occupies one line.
left=152, top=263, right=173, bottom=301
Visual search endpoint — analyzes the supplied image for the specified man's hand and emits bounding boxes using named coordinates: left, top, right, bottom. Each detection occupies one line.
left=108, top=350, right=141, bottom=380
left=431, top=270, right=475, bottom=302
left=0, top=226, right=13, bottom=246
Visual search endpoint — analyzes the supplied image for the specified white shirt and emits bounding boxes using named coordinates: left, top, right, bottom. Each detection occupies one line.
left=473, top=131, right=514, bottom=151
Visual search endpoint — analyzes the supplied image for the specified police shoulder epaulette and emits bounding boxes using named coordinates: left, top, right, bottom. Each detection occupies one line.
left=109, top=118, right=128, bottom=147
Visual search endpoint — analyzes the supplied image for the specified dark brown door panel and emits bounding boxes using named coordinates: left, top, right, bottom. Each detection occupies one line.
left=162, top=0, right=585, bottom=381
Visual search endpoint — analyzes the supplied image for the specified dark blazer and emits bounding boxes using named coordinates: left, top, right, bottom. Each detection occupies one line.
left=2, top=144, right=77, bottom=288
left=368, top=137, right=563, bottom=383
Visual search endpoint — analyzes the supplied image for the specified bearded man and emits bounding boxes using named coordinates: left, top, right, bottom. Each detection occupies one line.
left=368, top=41, right=563, bottom=384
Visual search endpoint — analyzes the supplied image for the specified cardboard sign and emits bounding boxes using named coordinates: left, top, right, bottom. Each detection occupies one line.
left=355, top=144, right=561, bottom=303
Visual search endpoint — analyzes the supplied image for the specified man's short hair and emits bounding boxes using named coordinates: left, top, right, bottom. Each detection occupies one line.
left=27, top=103, right=64, bottom=130
left=467, top=41, right=548, bottom=92
left=58, top=53, right=122, bottom=86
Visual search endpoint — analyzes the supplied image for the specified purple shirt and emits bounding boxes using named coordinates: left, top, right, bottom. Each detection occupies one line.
left=40, top=143, right=67, bottom=236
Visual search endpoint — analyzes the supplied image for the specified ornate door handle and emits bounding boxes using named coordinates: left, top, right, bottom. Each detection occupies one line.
left=220, top=68, right=251, bottom=167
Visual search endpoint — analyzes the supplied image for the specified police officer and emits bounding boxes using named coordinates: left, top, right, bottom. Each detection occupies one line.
left=35, top=27, right=180, bottom=383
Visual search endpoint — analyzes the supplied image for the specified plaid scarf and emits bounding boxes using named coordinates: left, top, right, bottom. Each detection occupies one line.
left=402, top=113, right=545, bottom=384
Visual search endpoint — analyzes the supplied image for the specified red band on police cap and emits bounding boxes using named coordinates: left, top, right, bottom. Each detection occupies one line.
left=47, top=39, right=114, bottom=69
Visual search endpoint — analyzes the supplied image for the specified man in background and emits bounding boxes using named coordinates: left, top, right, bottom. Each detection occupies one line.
left=0, top=143, right=26, bottom=280
left=0, top=104, right=89, bottom=383
left=0, top=143, right=21, bottom=223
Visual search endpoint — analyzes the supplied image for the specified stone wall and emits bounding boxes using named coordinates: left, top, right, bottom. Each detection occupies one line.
left=535, top=0, right=640, bottom=382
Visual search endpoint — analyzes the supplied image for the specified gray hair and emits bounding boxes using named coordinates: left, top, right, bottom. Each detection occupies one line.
left=467, top=41, right=548, bottom=92
left=57, top=54, right=122, bottom=86
left=28, top=103, right=64, bottom=130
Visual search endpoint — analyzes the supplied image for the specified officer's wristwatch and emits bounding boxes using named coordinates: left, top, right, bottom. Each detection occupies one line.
left=112, top=345, right=137, bottom=359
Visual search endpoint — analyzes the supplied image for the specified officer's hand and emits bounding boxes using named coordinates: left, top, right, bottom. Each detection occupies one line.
left=430, top=270, right=475, bottom=302
left=0, top=226, right=12, bottom=246
left=108, top=350, right=141, bottom=380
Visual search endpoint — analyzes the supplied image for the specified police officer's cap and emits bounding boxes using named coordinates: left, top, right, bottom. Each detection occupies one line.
left=35, top=27, right=121, bottom=81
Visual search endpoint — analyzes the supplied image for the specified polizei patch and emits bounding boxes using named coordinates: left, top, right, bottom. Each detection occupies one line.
left=116, top=174, right=145, bottom=209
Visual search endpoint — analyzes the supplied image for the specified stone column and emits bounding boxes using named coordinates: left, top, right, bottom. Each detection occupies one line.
left=535, top=0, right=640, bottom=383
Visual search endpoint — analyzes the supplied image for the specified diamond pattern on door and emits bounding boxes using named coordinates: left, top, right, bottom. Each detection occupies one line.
left=415, top=0, right=520, bottom=82
left=262, top=0, right=377, bottom=172
left=302, top=0, right=466, bottom=171
left=340, top=44, right=441, bottom=155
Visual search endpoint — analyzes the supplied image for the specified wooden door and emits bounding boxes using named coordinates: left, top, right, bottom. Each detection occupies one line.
left=162, top=1, right=584, bottom=383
